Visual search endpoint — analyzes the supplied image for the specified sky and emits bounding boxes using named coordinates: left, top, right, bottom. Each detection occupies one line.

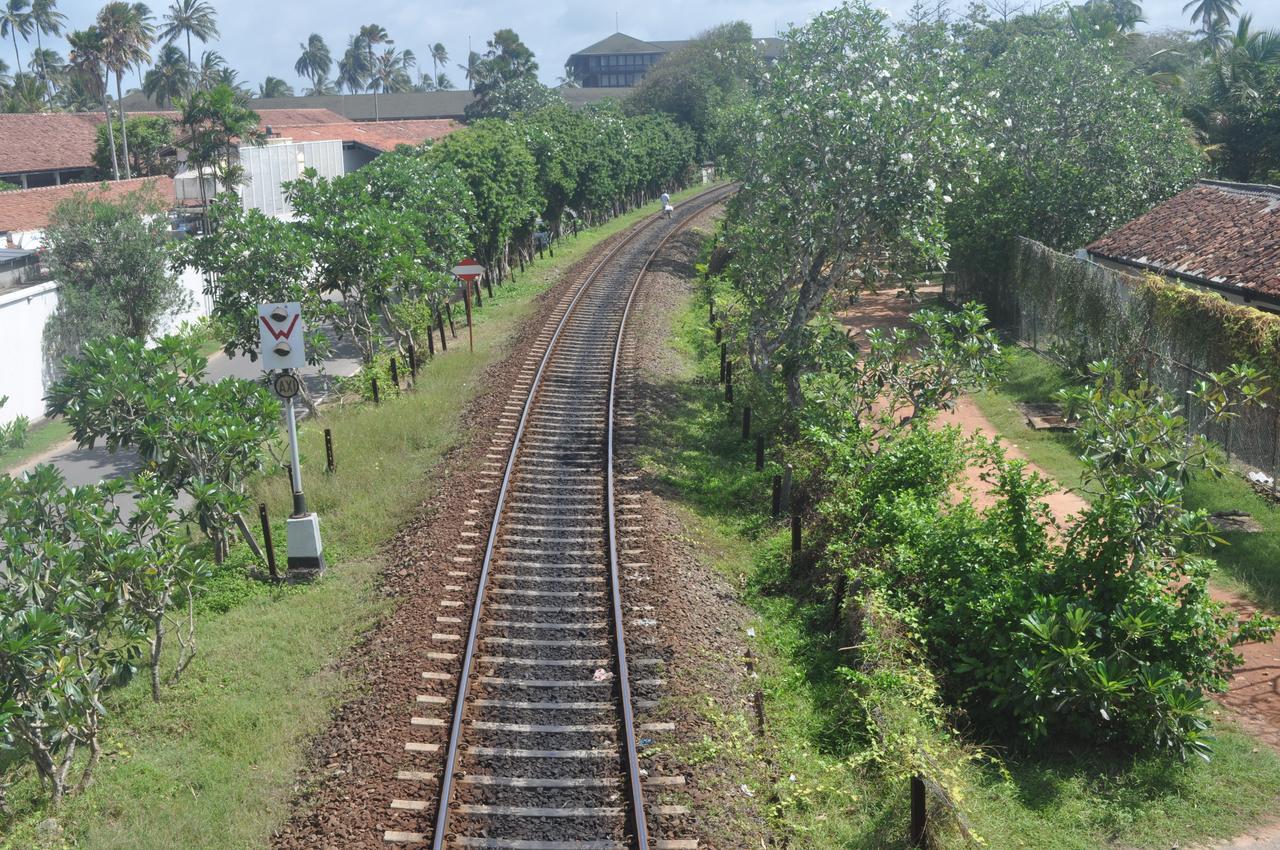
left=15, top=0, right=1280, bottom=95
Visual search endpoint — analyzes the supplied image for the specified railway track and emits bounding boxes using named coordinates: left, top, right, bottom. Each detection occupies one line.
left=384, top=185, right=733, bottom=850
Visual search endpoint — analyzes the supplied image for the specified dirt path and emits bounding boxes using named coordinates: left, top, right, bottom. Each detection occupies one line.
left=837, top=288, right=1280, bottom=758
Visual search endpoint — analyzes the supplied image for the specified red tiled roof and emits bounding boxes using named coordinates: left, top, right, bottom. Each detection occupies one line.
left=0, top=176, right=176, bottom=233
left=0, top=113, right=106, bottom=174
left=1086, top=180, right=1280, bottom=301
left=266, top=119, right=459, bottom=151
left=0, top=108, right=351, bottom=176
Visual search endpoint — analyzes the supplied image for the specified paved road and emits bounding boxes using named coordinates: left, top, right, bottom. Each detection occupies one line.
left=12, top=334, right=363, bottom=487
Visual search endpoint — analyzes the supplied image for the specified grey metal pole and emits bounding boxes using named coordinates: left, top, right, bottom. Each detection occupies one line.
left=287, top=396, right=306, bottom=516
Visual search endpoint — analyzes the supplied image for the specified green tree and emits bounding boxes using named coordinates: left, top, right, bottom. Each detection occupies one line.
left=159, top=0, right=217, bottom=67
left=67, top=27, right=118, bottom=179
left=294, top=32, right=330, bottom=93
left=176, top=82, right=259, bottom=218
left=142, top=41, right=192, bottom=106
left=93, top=113, right=175, bottom=176
left=429, top=40, right=447, bottom=82
left=464, top=28, right=548, bottom=120
left=257, top=74, right=292, bottom=97
left=336, top=35, right=367, bottom=93
left=27, top=0, right=63, bottom=103
left=46, top=334, right=282, bottom=564
left=625, top=21, right=762, bottom=159
left=0, top=0, right=32, bottom=74
left=41, top=183, right=189, bottom=364
left=96, top=1, right=156, bottom=181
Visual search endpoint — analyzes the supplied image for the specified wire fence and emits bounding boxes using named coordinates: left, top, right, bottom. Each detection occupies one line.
left=945, top=237, right=1280, bottom=500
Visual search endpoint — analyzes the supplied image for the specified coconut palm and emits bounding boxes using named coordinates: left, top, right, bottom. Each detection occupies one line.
left=457, top=49, right=479, bottom=91
left=429, top=41, right=446, bottom=81
left=28, top=0, right=63, bottom=101
left=257, top=75, right=292, bottom=98
left=302, top=77, right=335, bottom=96
left=159, top=0, right=216, bottom=66
left=0, top=0, right=33, bottom=73
left=96, top=1, right=155, bottom=181
left=26, top=45, right=60, bottom=93
left=336, top=37, right=366, bottom=93
left=356, top=22, right=390, bottom=74
left=294, top=32, right=329, bottom=93
left=5, top=69, right=45, bottom=108
left=194, top=47, right=223, bottom=88
left=142, top=41, right=190, bottom=106
left=68, top=26, right=118, bottom=178
left=1183, top=0, right=1238, bottom=29
left=366, top=45, right=411, bottom=119
left=434, top=71, right=452, bottom=90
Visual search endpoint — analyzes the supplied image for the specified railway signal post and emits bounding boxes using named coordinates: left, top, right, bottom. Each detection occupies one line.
left=258, top=302, right=325, bottom=579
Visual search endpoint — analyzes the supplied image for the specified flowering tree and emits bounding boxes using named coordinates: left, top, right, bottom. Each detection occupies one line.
left=947, top=31, right=1201, bottom=273
left=719, top=0, right=984, bottom=406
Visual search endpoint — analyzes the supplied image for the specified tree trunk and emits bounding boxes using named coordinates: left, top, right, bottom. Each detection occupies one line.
left=149, top=616, right=164, bottom=702
left=103, top=90, right=120, bottom=181
left=116, top=73, right=133, bottom=180
left=10, top=31, right=18, bottom=74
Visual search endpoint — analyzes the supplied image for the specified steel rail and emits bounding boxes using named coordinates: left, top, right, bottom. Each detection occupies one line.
left=430, top=183, right=735, bottom=850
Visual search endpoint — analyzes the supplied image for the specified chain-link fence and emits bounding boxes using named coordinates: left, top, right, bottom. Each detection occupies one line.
left=944, top=237, right=1280, bottom=498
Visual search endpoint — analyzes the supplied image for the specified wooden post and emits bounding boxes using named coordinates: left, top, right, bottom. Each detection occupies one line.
left=781, top=464, right=793, bottom=513
left=427, top=323, right=435, bottom=356
left=756, top=434, right=765, bottom=471
left=771, top=474, right=782, bottom=517
left=791, top=498, right=802, bottom=556
left=389, top=357, right=400, bottom=390
left=437, top=309, right=448, bottom=351
left=719, top=343, right=727, bottom=383
left=371, top=376, right=380, bottom=405
left=324, top=428, right=335, bottom=474
left=408, top=342, right=417, bottom=379
left=258, top=503, right=279, bottom=581
left=910, top=776, right=927, bottom=848
left=446, top=302, right=457, bottom=338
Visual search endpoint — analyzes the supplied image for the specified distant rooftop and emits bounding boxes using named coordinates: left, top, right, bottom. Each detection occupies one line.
left=0, top=176, right=175, bottom=234
left=569, top=32, right=785, bottom=60
left=266, top=119, right=460, bottom=151
left=1086, top=179, right=1280, bottom=304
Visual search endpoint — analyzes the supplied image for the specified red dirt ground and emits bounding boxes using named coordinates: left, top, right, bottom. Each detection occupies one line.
left=836, top=287, right=1280, bottom=761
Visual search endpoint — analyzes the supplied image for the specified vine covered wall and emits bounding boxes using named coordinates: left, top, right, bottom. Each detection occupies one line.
left=956, top=237, right=1280, bottom=479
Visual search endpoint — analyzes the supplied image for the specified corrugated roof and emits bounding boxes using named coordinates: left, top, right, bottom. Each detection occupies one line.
left=1086, top=180, right=1280, bottom=301
left=268, top=119, right=459, bottom=151
left=0, top=176, right=176, bottom=233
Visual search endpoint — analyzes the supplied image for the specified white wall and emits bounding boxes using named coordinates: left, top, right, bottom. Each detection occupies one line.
left=0, top=266, right=212, bottom=427
left=0, top=280, right=60, bottom=426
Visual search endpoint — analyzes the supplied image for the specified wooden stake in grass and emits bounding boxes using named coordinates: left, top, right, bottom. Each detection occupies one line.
left=720, top=343, right=727, bottom=383
left=324, top=428, right=336, bottom=474
left=258, top=502, right=279, bottom=581
left=462, top=282, right=474, bottom=353
left=389, top=357, right=400, bottom=390
left=408, top=343, right=417, bottom=380
left=756, top=434, right=765, bottom=471
left=771, top=474, right=782, bottom=517
left=910, top=776, right=927, bottom=848
left=371, top=377, right=380, bottom=405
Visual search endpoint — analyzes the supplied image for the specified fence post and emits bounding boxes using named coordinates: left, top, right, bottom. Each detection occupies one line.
left=408, top=342, right=417, bottom=380
left=756, top=435, right=765, bottom=471
left=389, top=357, right=400, bottom=390
left=771, top=474, right=782, bottom=517
left=719, top=343, right=727, bottom=383
left=258, top=503, right=279, bottom=581
left=371, top=377, right=380, bottom=405
left=324, top=428, right=336, bottom=474
left=910, top=775, right=927, bottom=848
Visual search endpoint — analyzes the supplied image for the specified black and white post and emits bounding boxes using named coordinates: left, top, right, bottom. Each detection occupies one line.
left=259, top=302, right=325, bottom=578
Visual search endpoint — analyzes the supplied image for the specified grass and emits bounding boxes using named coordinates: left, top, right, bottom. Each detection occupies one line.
left=0, top=417, right=72, bottom=473
left=0, top=186, right=719, bottom=850
left=634, top=287, right=1280, bottom=848
left=972, top=346, right=1280, bottom=611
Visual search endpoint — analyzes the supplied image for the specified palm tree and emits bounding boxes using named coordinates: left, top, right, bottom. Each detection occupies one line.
left=1183, top=0, right=1238, bottom=29
left=159, top=0, right=216, bottom=66
left=142, top=41, right=189, bottom=105
left=5, top=69, right=45, bottom=108
left=457, top=49, right=479, bottom=91
left=68, top=26, right=118, bottom=178
left=357, top=22, right=390, bottom=74
left=434, top=71, right=452, bottom=90
left=0, top=56, right=10, bottom=89
left=194, top=47, right=222, bottom=88
left=336, top=37, right=366, bottom=94
left=97, top=1, right=154, bottom=181
left=302, top=77, right=335, bottom=96
left=0, top=0, right=33, bottom=73
left=366, top=44, right=409, bottom=119
left=26, top=45, right=59, bottom=92
left=429, top=41, right=446, bottom=82
left=294, top=32, right=329, bottom=94
left=257, top=75, right=292, bottom=98
left=28, top=0, right=63, bottom=101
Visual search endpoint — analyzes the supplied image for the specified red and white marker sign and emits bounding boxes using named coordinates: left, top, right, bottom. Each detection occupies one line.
left=452, top=258, right=484, bottom=282
left=258, top=301, right=306, bottom=370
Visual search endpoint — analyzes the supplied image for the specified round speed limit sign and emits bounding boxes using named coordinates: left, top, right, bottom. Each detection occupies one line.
left=273, top=372, right=301, bottom=399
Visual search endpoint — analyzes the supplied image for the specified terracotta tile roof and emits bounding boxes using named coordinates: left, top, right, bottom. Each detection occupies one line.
left=0, top=176, right=176, bottom=233
left=0, top=108, right=350, bottom=176
left=0, top=113, right=106, bottom=175
left=1086, top=180, right=1280, bottom=301
left=265, top=119, right=460, bottom=151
